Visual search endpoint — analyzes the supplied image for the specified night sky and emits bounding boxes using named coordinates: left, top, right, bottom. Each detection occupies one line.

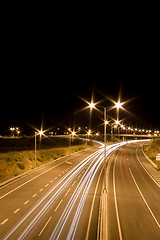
left=1, top=16, right=160, bottom=135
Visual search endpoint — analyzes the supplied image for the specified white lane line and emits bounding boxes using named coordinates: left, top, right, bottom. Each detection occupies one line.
left=1, top=219, right=8, bottom=225
left=38, top=216, right=52, bottom=236
left=77, top=174, right=81, bottom=179
left=86, top=165, right=104, bottom=240
left=45, top=184, right=49, bottom=187
left=113, top=153, right=123, bottom=240
left=54, top=199, right=63, bottom=212
left=0, top=159, right=70, bottom=200
left=39, top=188, right=43, bottom=192
left=55, top=177, right=57, bottom=180
left=66, top=161, right=72, bottom=165
left=65, top=188, right=71, bottom=197
left=136, top=147, right=160, bottom=188
left=13, top=208, right=20, bottom=214
left=129, top=168, right=160, bottom=229
left=32, top=194, right=37, bottom=198
left=24, top=200, right=29, bottom=205
left=50, top=180, right=53, bottom=183
left=72, top=181, right=76, bottom=187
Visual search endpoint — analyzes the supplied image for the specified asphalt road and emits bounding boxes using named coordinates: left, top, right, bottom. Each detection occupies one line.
left=0, top=145, right=105, bottom=240
left=107, top=142, right=160, bottom=240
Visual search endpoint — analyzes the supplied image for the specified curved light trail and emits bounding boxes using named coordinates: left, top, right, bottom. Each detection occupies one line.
left=3, top=139, right=150, bottom=240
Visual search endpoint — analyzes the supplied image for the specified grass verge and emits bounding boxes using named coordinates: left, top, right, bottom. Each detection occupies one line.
left=144, top=139, right=160, bottom=164
left=0, top=138, right=94, bottom=183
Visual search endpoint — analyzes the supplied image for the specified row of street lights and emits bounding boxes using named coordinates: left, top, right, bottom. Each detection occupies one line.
left=88, top=100, right=123, bottom=191
left=10, top=127, right=20, bottom=137
left=26, top=96, right=159, bottom=170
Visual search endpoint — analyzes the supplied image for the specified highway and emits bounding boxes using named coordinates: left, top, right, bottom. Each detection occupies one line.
left=0, top=140, right=159, bottom=240
left=0, top=144, right=106, bottom=240
left=107, top=142, right=160, bottom=240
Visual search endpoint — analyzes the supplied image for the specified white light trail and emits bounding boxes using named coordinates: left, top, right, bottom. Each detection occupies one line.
left=3, top=139, right=150, bottom=240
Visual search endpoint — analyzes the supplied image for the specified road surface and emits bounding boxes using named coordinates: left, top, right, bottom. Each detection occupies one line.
left=107, top=142, right=160, bottom=240
left=1, top=140, right=159, bottom=240
left=0, top=145, right=105, bottom=240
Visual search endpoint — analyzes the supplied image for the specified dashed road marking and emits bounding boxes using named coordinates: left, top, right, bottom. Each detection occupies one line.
left=54, top=199, right=63, bottom=212
left=40, top=188, right=43, bottom=192
left=38, top=216, right=52, bottom=236
left=72, top=181, right=76, bottom=187
left=24, top=200, right=29, bottom=205
left=32, top=194, right=37, bottom=198
left=13, top=208, right=20, bottom=214
left=1, top=219, right=8, bottom=225
left=45, top=184, right=49, bottom=187
left=65, top=188, right=71, bottom=197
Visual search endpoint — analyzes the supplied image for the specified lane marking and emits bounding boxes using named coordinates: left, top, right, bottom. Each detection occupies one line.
left=66, top=161, right=72, bottom=165
left=13, top=208, right=20, bottom=214
left=50, top=180, right=53, bottom=183
left=72, top=181, right=76, bottom=187
left=129, top=168, right=160, bottom=229
left=136, top=147, right=160, bottom=188
left=77, top=174, right=81, bottom=179
left=24, top=200, right=29, bottom=205
left=54, top=199, right=63, bottom=212
left=55, top=177, right=57, bottom=180
left=32, top=194, right=37, bottom=198
left=113, top=153, right=123, bottom=240
left=1, top=219, right=8, bottom=225
left=0, top=159, right=72, bottom=200
left=39, top=188, right=43, bottom=192
left=65, top=188, right=71, bottom=197
left=38, top=216, right=52, bottom=236
left=45, top=184, right=49, bottom=187
left=86, top=165, right=104, bottom=240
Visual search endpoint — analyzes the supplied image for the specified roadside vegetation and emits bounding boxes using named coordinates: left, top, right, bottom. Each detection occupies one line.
left=144, top=138, right=160, bottom=164
left=0, top=136, right=94, bottom=183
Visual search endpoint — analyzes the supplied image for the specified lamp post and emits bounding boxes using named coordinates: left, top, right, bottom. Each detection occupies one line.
left=35, top=130, right=44, bottom=168
left=104, top=107, right=107, bottom=190
left=10, top=127, right=15, bottom=136
left=89, top=102, right=107, bottom=190
left=68, top=129, right=76, bottom=155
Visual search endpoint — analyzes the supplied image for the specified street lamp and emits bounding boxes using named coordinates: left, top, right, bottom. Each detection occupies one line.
left=88, top=102, right=107, bottom=190
left=10, top=127, right=15, bottom=136
left=89, top=102, right=95, bottom=109
left=68, top=128, right=76, bottom=154
left=35, top=130, right=44, bottom=168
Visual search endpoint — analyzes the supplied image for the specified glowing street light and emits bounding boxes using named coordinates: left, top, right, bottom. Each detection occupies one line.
left=89, top=102, right=95, bottom=109
left=115, top=120, right=120, bottom=125
left=71, top=131, right=76, bottom=137
left=115, top=101, right=123, bottom=109
left=10, top=127, right=15, bottom=136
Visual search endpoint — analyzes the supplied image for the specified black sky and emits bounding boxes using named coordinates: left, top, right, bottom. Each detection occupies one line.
left=1, top=13, right=160, bottom=135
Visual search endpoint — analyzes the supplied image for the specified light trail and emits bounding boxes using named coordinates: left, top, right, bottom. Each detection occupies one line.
left=49, top=150, right=104, bottom=240
left=3, top=148, right=103, bottom=240
left=3, top=139, right=150, bottom=240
